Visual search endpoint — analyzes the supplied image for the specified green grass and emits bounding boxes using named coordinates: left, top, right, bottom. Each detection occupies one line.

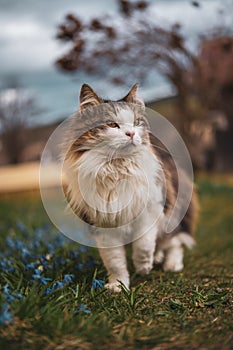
left=0, top=178, right=232, bottom=350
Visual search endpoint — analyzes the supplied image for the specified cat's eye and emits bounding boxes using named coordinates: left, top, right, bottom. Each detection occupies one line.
left=107, top=122, right=120, bottom=128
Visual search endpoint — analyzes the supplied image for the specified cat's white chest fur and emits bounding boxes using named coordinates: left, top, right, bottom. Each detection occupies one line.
left=73, top=144, right=164, bottom=234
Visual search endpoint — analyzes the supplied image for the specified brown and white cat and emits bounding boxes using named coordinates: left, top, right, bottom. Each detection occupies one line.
left=63, top=84, right=198, bottom=292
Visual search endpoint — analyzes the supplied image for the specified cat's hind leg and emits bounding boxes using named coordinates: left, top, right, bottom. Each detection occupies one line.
left=154, top=233, right=195, bottom=272
left=163, top=236, right=184, bottom=272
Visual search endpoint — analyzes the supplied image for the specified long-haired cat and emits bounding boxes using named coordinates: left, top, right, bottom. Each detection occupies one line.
left=63, top=84, right=198, bottom=292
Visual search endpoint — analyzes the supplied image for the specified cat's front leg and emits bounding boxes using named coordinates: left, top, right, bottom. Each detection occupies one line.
left=98, top=246, right=129, bottom=292
left=132, top=227, right=157, bottom=275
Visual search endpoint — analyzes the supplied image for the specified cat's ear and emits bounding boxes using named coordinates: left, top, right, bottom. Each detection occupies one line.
left=122, top=83, right=145, bottom=107
left=79, top=84, right=103, bottom=110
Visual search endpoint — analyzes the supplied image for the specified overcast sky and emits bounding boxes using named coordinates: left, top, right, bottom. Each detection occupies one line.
left=0, top=0, right=230, bottom=73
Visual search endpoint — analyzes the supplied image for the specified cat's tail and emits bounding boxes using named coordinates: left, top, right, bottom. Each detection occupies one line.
left=177, top=232, right=196, bottom=249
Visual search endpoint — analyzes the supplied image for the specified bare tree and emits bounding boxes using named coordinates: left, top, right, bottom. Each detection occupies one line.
left=56, top=0, right=233, bottom=169
left=0, top=88, right=41, bottom=164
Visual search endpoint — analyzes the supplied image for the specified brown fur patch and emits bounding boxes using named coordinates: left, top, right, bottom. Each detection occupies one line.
left=149, top=133, right=198, bottom=235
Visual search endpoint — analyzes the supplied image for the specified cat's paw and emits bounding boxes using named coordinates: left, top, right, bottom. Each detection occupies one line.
left=163, top=260, right=184, bottom=272
left=104, top=282, right=122, bottom=293
left=135, top=263, right=152, bottom=275
left=154, top=250, right=165, bottom=264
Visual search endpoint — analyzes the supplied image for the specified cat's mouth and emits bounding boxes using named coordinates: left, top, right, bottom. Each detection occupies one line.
left=127, top=137, right=141, bottom=146
left=127, top=138, right=136, bottom=144
left=121, top=139, right=139, bottom=149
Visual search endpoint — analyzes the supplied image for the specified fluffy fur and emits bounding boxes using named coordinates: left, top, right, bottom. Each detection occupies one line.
left=63, top=84, right=198, bottom=292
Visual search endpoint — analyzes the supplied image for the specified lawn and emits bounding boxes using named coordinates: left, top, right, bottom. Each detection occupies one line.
left=0, top=177, right=232, bottom=350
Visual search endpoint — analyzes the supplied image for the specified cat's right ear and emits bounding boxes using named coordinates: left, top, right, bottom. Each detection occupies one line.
left=79, top=84, right=103, bottom=110
left=122, top=83, right=145, bottom=108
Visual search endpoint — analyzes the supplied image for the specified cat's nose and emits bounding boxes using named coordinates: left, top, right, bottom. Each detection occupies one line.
left=125, top=131, right=135, bottom=139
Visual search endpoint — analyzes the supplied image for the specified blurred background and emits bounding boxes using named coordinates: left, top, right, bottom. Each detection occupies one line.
left=0, top=2, right=233, bottom=344
left=0, top=0, right=233, bottom=191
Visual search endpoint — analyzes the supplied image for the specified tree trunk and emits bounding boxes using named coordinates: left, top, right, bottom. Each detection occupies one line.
left=2, top=128, right=25, bottom=165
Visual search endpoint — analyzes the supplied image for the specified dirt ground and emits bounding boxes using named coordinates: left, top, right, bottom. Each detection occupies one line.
left=0, top=162, right=62, bottom=193
left=1, top=160, right=233, bottom=195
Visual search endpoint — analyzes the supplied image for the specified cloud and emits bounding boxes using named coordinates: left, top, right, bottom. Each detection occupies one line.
left=0, top=0, right=230, bottom=73
left=151, top=0, right=227, bottom=36
left=0, top=0, right=117, bottom=72
left=0, top=17, right=61, bottom=71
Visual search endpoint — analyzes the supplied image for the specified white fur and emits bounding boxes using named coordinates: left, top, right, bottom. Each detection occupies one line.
left=65, top=128, right=164, bottom=231
left=154, top=232, right=195, bottom=272
left=116, top=108, right=135, bottom=125
left=96, top=244, right=129, bottom=292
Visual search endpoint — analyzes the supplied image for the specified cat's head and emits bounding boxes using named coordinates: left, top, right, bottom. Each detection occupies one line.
left=67, top=84, right=151, bottom=158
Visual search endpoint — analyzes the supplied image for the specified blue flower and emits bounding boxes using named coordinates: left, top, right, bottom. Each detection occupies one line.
left=0, top=258, right=15, bottom=273
left=21, top=247, right=32, bottom=258
left=2, top=284, right=24, bottom=303
left=92, top=279, right=105, bottom=290
left=5, top=237, right=15, bottom=249
left=3, top=285, right=15, bottom=303
left=63, top=274, right=75, bottom=284
left=44, top=274, right=74, bottom=295
left=15, top=293, right=23, bottom=300
left=0, top=303, right=13, bottom=326
left=31, top=269, right=42, bottom=279
left=16, top=221, right=28, bottom=234
left=77, top=304, right=91, bottom=314
left=40, top=277, right=53, bottom=285
left=44, top=288, right=51, bottom=296
left=0, top=285, right=24, bottom=326
left=3, top=284, right=10, bottom=295
left=24, top=262, right=38, bottom=271
left=75, top=263, right=84, bottom=270
left=31, top=269, right=52, bottom=285
left=52, top=281, right=64, bottom=290
left=5, top=237, right=33, bottom=258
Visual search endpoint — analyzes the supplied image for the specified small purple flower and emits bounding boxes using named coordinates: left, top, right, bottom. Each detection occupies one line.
left=92, top=279, right=105, bottom=290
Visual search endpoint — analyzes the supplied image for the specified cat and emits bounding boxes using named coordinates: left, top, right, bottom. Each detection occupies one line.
left=63, top=83, right=198, bottom=292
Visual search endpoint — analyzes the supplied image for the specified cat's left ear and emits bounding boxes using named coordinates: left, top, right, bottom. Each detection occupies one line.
left=122, top=83, right=145, bottom=108
left=79, top=84, right=103, bottom=111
